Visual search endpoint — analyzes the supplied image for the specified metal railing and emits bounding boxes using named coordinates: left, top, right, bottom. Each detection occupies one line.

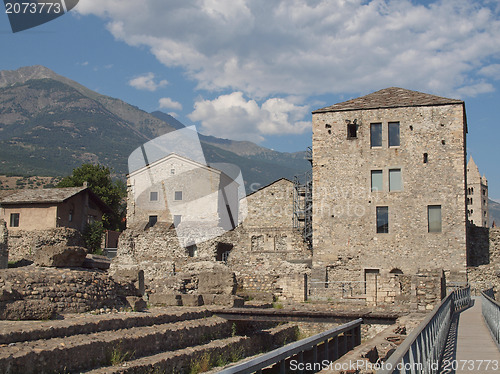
left=218, top=318, right=363, bottom=374
left=481, top=290, right=500, bottom=347
left=377, top=286, right=471, bottom=374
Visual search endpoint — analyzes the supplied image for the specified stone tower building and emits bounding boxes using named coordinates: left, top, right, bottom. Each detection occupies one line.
left=311, top=88, right=468, bottom=299
left=466, top=157, right=489, bottom=227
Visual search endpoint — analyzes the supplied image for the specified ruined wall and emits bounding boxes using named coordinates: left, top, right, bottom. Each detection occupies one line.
left=7, top=227, right=84, bottom=262
left=312, top=103, right=467, bottom=282
left=114, top=178, right=312, bottom=302
left=468, top=227, right=500, bottom=294
left=0, top=220, right=7, bottom=269
left=0, top=267, right=126, bottom=319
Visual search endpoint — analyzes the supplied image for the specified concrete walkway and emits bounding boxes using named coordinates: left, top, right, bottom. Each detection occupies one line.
left=452, top=297, right=500, bottom=373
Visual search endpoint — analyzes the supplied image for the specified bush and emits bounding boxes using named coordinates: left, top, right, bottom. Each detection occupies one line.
left=83, top=221, right=105, bottom=254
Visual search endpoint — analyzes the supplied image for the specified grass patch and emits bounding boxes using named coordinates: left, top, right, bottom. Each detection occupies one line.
left=108, top=341, right=134, bottom=366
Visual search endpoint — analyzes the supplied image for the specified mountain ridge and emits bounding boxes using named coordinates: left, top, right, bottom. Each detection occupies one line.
left=0, top=66, right=310, bottom=191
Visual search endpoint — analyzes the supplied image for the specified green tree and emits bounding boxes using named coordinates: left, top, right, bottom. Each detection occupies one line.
left=57, top=164, right=126, bottom=230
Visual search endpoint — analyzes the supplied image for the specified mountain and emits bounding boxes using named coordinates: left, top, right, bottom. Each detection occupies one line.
left=0, top=66, right=310, bottom=191
left=490, top=199, right=500, bottom=227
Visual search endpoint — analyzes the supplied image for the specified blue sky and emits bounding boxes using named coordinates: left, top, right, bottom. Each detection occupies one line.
left=0, top=0, right=499, bottom=200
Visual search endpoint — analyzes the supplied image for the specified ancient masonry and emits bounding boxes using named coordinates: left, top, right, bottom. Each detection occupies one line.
left=0, top=220, right=7, bottom=269
left=466, top=157, right=489, bottom=227
left=311, top=87, right=468, bottom=303
left=114, top=178, right=311, bottom=304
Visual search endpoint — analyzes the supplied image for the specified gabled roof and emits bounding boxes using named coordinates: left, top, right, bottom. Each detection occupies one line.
left=313, top=87, right=464, bottom=113
left=128, top=153, right=222, bottom=178
left=0, top=187, right=113, bottom=214
left=245, top=178, right=293, bottom=198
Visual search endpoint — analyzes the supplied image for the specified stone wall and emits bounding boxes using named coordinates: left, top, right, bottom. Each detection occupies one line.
left=0, top=266, right=131, bottom=320
left=467, top=227, right=500, bottom=295
left=0, top=220, right=7, bottom=269
left=312, top=102, right=467, bottom=280
left=8, top=227, right=84, bottom=262
left=309, top=267, right=444, bottom=311
left=113, top=177, right=312, bottom=302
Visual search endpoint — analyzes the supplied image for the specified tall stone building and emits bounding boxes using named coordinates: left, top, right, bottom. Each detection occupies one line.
left=466, top=157, right=489, bottom=227
left=311, top=87, right=468, bottom=301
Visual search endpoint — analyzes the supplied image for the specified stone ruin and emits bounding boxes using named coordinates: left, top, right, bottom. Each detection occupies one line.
left=0, top=220, right=7, bottom=269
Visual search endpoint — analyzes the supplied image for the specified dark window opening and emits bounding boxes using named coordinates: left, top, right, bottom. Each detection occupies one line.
left=388, top=122, right=400, bottom=147
left=148, top=215, right=158, bottom=228
left=483, top=189, right=486, bottom=196
left=186, top=244, right=198, bottom=257
left=325, top=124, right=331, bottom=128
left=390, top=268, right=404, bottom=275
left=441, top=140, right=446, bottom=145
left=10, top=213, right=19, bottom=227
left=423, top=153, right=428, bottom=164
left=216, top=242, right=233, bottom=262
left=150, top=191, right=158, bottom=201
left=69, top=210, right=73, bottom=222
left=370, top=123, right=382, bottom=147
left=174, top=191, right=183, bottom=201
left=376, top=206, right=389, bottom=233
left=347, top=123, right=357, bottom=139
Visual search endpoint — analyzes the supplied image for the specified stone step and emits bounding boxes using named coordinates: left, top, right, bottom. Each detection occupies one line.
left=0, top=307, right=214, bottom=345
left=84, top=324, right=298, bottom=374
left=0, top=315, right=232, bottom=374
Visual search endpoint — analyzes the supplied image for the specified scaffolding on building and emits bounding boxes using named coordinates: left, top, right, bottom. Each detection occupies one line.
left=293, top=147, right=313, bottom=248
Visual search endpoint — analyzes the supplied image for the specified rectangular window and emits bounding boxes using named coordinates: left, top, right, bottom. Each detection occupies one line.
left=174, top=191, right=183, bottom=201
left=371, top=170, right=383, bottom=192
left=148, top=215, right=158, bottom=227
left=150, top=191, right=158, bottom=201
left=174, top=215, right=182, bottom=227
left=428, top=205, right=442, bottom=233
left=483, top=189, right=486, bottom=196
left=370, top=123, right=382, bottom=147
left=347, top=123, right=357, bottom=138
left=388, top=122, right=400, bottom=147
left=389, top=169, right=402, bottom=191
left=10, top=213, right=19, bottom=227
left=376, top=207, right=389, bottom=233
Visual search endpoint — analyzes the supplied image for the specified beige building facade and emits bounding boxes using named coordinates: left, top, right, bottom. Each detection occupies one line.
left=311, top=87, right=468, bottom=302
left=0, top=187, right=110, bottom=232
left=466, top=157, right=489, bottom=227
left=126, top=153, right=239, bottom=233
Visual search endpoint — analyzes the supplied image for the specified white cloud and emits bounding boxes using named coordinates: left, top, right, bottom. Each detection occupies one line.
left=77, top=0, right=500, bottom=99
left=188, top=92, right=311, bottom=142
left=159, top=97, right=183, bottom=111
left=128, top=72, right=168, bottom=91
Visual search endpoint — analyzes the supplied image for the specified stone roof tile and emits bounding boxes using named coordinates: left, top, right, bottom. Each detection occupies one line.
left=0, top=187, right=86, bottom=204
left=313, top=87, right=463, bottom=113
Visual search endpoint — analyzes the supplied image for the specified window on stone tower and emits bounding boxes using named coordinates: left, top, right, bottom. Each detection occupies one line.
left=376, top=207, right=389, bottom=233
left=370, top=123, right=382, bottom=147
left=174, top=191, right=183, bottom=201
left=388, top=122, right=400, bottom=147
left=371, top=170, right=383, bottom=192
left=150, top=191, right=158, bottom=201
left=428, top=205, right=442, bottom=233
left=10, top=213, right=19, bottom=227
left=347, top=123, right=357, bottom=139
left=483, top=189, right=486, bottom=196
left=389, top=169, right=402, bottom=191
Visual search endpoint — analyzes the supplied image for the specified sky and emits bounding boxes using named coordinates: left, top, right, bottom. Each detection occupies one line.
left=0, top=0, right=499, bottom=199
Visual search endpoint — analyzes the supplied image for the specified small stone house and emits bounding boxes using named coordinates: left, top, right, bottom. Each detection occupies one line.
left=0, top=186, right=111, bottom=232
left=127, top=153, right=239, bottom=232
